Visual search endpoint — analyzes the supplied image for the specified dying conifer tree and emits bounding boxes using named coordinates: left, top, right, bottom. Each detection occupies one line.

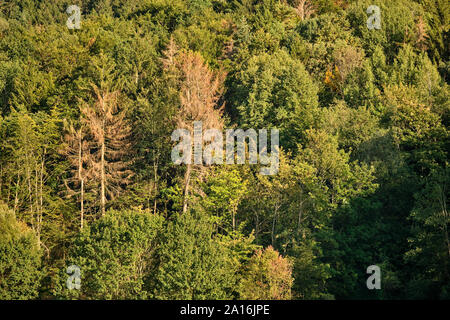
left=61, top=121, right=91, bottom=230
left=163, top=42, right=225, bottom=213
left=416, top=16, right=428, bottom=51
left=81, top=54, right=133, bottom=216
left=176, top=51, right=225, bottom=213
left=292, top=0, right=316, bottom=21
left=161, top=36, right=179, bottom=71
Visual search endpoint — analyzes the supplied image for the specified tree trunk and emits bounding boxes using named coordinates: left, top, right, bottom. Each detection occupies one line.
left=0, top=165, right=3, bottom=200
left=232, top=203, right=239, bottom=234
left=153, top=152, right=159, bottom=215
left=34, top=164, right=40, bottom=246
left=27, top=165, right=34, bottom=232
left=271, top=203, right=279, bottom=247
left=81, top=178, right=84, bottom=230
left=101, top=138, right=106, bottom=217
left=40, top=155, right=44, bottom=219
left=298, top=209, right=303, bottom=233
left=298, top=197, right=304, bottom=233
left=255, top=210, right=259, bottom=239
left=182, top=163, right=192, bottom=214
left=7, top=175, right=11, bottom=203
left=440, top=185, right=450, bottom=257
left=78, top=136, right=84, bottom=229
left=13, top=172, right=19, bottom=216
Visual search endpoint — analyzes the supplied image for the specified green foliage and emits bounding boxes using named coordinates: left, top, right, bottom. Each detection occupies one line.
left=238, top=246, right=293, bottom=300
left=290, top=238, right=332, bottom=300
left=55, top=209, right=163, bottom=299
left=0, top=0, right=448, bottom=301
left=153, top=210, right=237, bottom=299
left=0, top=202, right=42, bottom=299
left=229, top=49, right=320, bottom=149
left=385, top=84, right=448, bottom=175
left=347, top=0, right=426, bottom=59
left=201, top=166, right=248, bottom=232
left=405, top=167, right=450, bottom=299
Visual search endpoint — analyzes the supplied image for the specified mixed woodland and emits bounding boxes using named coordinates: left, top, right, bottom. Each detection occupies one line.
left=0, top=0, right=448, bottom=299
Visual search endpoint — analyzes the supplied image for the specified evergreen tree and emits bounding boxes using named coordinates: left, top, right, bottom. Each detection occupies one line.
left=0, top=202, right=42, bottom=299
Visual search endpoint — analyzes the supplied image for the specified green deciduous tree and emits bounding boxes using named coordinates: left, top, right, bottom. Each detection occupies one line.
left=238, top=246, right=293, bottom=300
left=228, top=49, right=320, bottom=149
left=153, top=210, right=236, bottom=299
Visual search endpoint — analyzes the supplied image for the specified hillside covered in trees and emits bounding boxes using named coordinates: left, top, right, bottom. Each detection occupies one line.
left=0, top=0, right=448, bottom=300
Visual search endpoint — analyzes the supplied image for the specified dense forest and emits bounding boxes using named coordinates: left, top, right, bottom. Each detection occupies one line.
left=0, top=0, right=448, bottom=300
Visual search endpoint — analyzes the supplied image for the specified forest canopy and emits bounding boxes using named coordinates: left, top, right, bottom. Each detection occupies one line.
left=0, top=0, right=448, bottom=300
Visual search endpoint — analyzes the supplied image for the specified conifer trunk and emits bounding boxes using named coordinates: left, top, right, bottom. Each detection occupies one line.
left=81, top=178, right=84, bottom=229
left=78, top=137, right=84, bottom=229
left=101, top=136, right=106, bottom=217
left=183, top=163, right=191, bottom=214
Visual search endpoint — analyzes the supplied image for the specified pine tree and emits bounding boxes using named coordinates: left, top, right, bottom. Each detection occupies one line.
left=163, top=43, right=225, bottom=213
left=0, top=201, right=42, bottom=299
left=81, top=54, right=133, bottom=216
left=61, top=120, right=91, bottom=230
